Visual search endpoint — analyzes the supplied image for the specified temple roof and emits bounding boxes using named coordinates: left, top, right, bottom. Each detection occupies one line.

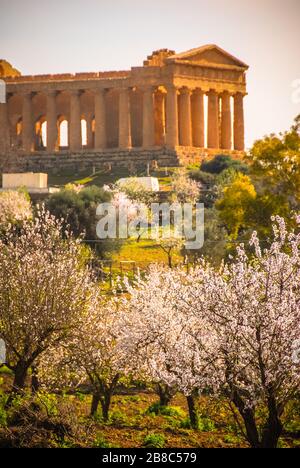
left=166, top=44, right=249, bottom=69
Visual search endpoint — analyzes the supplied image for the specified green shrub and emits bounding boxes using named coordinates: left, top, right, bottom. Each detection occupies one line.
left=143, top=433, right=165, bottom=448
left=0, top=393, right=7, bottom=427
left=58, top=439, right=76, bottom=448
left=201, top=154, right=249, bottom=175
left=277, top=438, right=290, bottom=448
left=284, top=419, right=300, bottom=433
left=198, top=417, right=216, bottom=432
left=45, top=185, right=115, bottom=256
left=223, top=434, right=241, bottom=444
left=146, top=402, right=161, bottom=415
left=180, top=417, right=193, bottom=429
left=36, top=392, right=58, bottom=417
left=0, top=365, right=14, bottom=375
left=75, top=391, right=86, bottom=402
left=283, top=400, right=300, bottom=433
left=93, top=434, right=112, bottom=448
left=161, top=406, right=186, bottom=418
left=146, top=402, right=186, bottom=419
left=189, top=170, right=216, bottom=185
left=123, top=395, right=141, bottom=403
left=180, top=416, right=215, bottom=431
left=109, top=410, right=128, bottom=426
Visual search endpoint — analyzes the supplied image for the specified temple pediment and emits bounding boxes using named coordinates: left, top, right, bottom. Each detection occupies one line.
left=166, top=44, right=248, bottom=69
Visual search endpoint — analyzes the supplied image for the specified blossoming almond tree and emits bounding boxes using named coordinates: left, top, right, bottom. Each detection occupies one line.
left=118, top=267, right=215, bottom=427
left=119, top=215, right=300, bottom=444
left=37, top=293, right=126, bottom=421
left=110, top=187, right=151, bottom=242
left=0, top=208, right=95, bottom=398
left=187, top=216, right=300, bottom=447
left=157, top=231, right=185, bottom=268
left=0, top=189, right=32, bottom=230
left=170, top=169, right=200, bottom=204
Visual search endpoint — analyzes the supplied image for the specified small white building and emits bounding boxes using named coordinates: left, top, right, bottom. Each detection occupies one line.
left=117, top=176, right=160, bottom=192
left=1, top=173, right=59, bottom=194
left=2, top=172, right=48, bottom=190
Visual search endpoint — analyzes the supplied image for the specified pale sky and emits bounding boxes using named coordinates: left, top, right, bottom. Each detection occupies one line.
left=0, top=0, right=299, bottom=148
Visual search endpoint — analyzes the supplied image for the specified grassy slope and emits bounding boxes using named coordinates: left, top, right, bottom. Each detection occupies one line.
left=47, top=166, right=178, bottom=191
left=47, top=166, right=182, bottom=268
left=111, top=238, right=183, bottom=267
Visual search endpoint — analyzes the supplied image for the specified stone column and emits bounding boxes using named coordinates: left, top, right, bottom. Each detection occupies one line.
left=221, top=91, right=232, bottom=150
left=234, top=92, right=245, bottom=151
left=94, top=89, right=106, bottom=149
left=118, top=88, right=132, bottom=149
left=69, top=90, right=82, bottom=151
left=207, top=90, right=219, bottom=149
left=86, top=115, right=94, bottom=149
left=191, top=88, right=204, bottom=147
left=142, top=86, right=155, bottom=148
left=0, top=99, right=9, bottom=154
left=165, top=85, right=178, bottom=148
left=22, top=92, right=34, bottom=152
left=179, top=87, right=192, bottom=147
left=46, top=90, right=58, bottom=152
left=154, top=91, right=165, bottom=145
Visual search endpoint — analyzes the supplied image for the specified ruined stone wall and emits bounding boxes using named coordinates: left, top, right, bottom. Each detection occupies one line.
left=2, top=146, right=245, bottom=176
left=2, top=148, right=179, bottom=174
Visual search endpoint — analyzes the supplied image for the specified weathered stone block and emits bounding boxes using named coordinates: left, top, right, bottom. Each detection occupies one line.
left=2, top=172, right=48, bottom=189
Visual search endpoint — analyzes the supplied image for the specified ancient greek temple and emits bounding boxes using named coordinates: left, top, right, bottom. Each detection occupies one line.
left=0, top=45, right=248, bottom=171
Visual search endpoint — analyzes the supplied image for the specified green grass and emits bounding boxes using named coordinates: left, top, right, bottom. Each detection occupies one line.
left=47, top=166, right=179, bottom=190
left=110, top=238, right=183, bottom=267
left=143, top=433, right=166, bottom=448
left=93, top=434, right=113, bottom=448
left=0, top=366, right=14, bottom=375
left=186, top=162, right=201, bottom=171
left=48, top=168, right=131, bottom=188
left=146, top=403, right=187, bottom=419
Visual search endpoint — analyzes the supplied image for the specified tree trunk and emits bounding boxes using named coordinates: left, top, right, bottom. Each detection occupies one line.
left=91, top=374, right=119, bottom=421
left=12, top=362, right=28, bottom=393
left=6, top=361, right=28, bottom=407
left=168, top=253, right=172, bottom=269
left=90, top=393, right=100, bottom=417
left=261, top=399, right=283, bottom=448
left=261, top=419, right=282, bottom=448
left=232, top=391, right=260, bottom=448
left=31, top=366, right=39, bottom=394
left=187, top=394, right=199, bottom=429
left=100, top=392, right=111, bottom=422
left=240, top=408, right=261, bottom=448
left=156, top=383, right=175, bottom=406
